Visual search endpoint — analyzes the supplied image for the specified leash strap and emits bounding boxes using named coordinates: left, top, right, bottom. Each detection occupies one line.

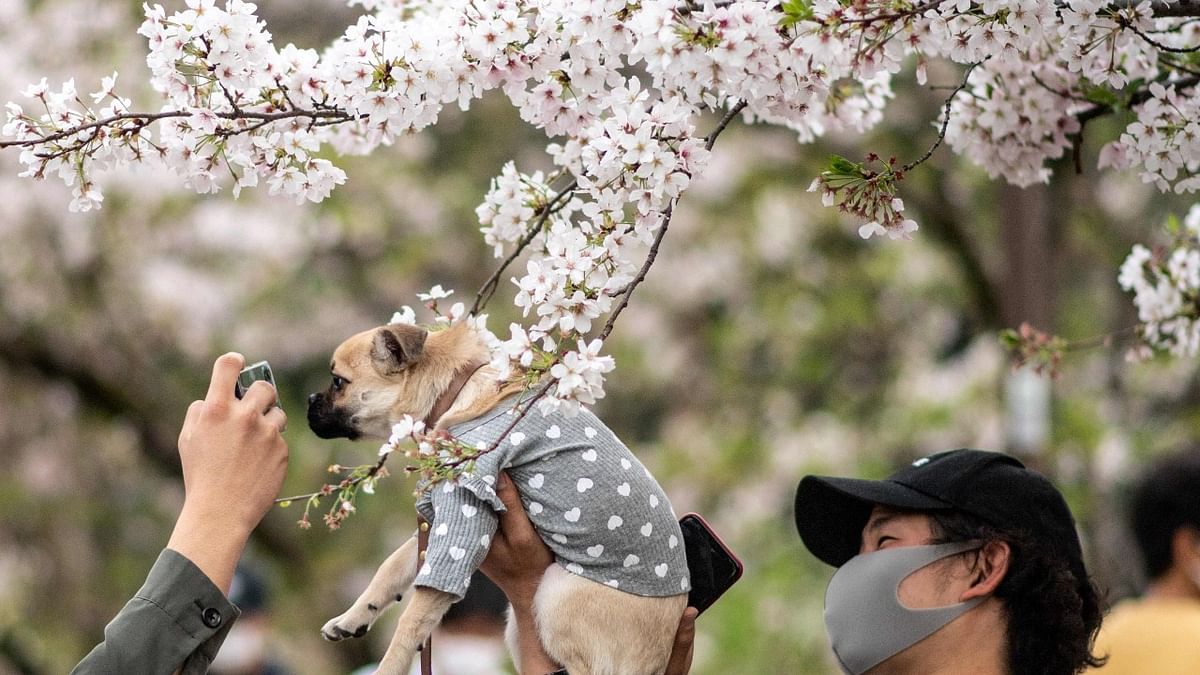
left=423, top=361, right=488, bottom=429
left=418, top=514, right=433, bottom=675
left=418, top=360, right=487, bottom=674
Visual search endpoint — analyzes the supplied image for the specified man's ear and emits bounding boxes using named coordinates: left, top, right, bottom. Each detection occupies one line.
left=1171, top=526, right=1200, bottom=567
left=961, top=540, right=1011, bottom=601
left=371, top=325, right=427, bottom=375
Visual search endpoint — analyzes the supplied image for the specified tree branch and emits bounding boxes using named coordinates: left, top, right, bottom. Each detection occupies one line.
left=705, top=99, right=748, bottom=151
left=470, top=177, right=578, bottom=316
left=902, top=60, right=985, bottom=173
left=598, top=203, right=675, bottom=342
left=1119, top=14, right=1200, bottom=52
left=1142, top=0, right=1200, bottom=17
left=0, top=107, right=356, bottom=150
left=1076, top=73, right=1200, bottom=127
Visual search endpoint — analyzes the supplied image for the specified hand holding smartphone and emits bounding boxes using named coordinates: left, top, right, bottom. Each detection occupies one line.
left=679, top=512, right=743, bottom=614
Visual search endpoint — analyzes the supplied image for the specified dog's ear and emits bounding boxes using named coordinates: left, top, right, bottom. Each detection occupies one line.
left=370, top=325, right=427, bottom=375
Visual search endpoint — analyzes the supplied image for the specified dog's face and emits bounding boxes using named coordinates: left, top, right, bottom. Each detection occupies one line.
left=307, top=323, right=431, bottom=441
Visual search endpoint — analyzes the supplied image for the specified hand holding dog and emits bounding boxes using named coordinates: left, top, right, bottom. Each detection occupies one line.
left=481, top=471, right=561, bottom=675
left=483, top=471, right=696, bottom=675
left=167, top=352, right=289, bottom=593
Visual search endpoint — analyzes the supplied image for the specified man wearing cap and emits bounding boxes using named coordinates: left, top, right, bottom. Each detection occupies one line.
left=794, top=449, right=1106, bottom=675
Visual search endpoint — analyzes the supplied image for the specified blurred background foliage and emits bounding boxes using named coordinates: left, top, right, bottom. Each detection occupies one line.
left=1, top=1, right=1199, bottom=673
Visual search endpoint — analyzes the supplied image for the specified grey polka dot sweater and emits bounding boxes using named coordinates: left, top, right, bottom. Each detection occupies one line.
left=413, top=396, right=690, bottom=601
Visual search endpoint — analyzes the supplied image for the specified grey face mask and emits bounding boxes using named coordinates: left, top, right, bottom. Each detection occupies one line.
left=824, top=541, right=984, bottom=675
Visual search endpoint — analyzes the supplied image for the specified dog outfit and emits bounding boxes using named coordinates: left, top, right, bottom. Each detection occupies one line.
left=414, top=396, right=690, bottom=600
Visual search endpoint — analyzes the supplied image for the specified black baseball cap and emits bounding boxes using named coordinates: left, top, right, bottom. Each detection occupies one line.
left=794, top=449, right=1086, bottom=581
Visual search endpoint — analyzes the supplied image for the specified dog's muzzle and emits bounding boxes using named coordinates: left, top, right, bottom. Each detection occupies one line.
left=307, top=392, right=359, bottom=440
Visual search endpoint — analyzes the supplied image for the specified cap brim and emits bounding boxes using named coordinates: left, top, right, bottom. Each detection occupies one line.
left=794, top=475, right=952, bottom=567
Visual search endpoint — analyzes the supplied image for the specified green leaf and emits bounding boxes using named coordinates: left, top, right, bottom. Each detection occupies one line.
left=778, top=0, right=814, bottom=28
left=827, top=154, right=861, bottom=175
left=1166, top=213, right=1181, bottom=236
left=1080, top=82, right=1119, bottom=108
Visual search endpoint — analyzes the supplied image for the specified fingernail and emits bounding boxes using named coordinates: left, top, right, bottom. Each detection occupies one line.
left=497, top=472, right=511, bottom=489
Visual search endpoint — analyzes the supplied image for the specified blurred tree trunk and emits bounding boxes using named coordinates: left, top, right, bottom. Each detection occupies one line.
left=999, top=182, right=1057, bottom=460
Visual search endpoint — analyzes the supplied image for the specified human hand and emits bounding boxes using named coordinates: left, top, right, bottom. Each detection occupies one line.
left=665, top=607, right=698, bottom=675
left=479, top=471, right=560, bottom=674
left=480, top=471, right=554, bottom=605
left=167, top=352, right=289, bottom=592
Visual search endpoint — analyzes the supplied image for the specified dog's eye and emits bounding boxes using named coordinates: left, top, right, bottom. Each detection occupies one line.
left=332, top=376, right=345, bottom=391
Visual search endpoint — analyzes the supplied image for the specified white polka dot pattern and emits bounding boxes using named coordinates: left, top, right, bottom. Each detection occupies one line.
left=413, top=396, right=690, bottom=600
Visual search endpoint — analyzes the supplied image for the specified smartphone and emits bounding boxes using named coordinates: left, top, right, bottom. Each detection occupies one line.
left=679, top=512, right=744, bottom=614
left=234, top=360, right=278, bottom=402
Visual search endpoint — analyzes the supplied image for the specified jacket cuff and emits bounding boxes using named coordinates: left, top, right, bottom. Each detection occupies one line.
left=144, top=549, right=241, bottom=674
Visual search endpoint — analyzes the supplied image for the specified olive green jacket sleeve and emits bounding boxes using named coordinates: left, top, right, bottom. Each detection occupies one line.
left=71, top=548, right=241, bottom=675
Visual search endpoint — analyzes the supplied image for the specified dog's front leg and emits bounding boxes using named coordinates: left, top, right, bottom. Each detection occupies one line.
left=374, top=586, right=457, bottom=675
left=321, top=534, right=420, bottom=641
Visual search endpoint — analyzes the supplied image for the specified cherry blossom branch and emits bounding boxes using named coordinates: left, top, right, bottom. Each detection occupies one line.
left=470, top=177, right=578, bottom=316
left=275, top=454, right=389, bottom=504
left=833, top=0, right=947, bottom=26
left=1118, top=15, right=1200, bottom=53
left=1076, top=73, right=1200, bottom=126
left=1141, top=0, right=1200, bottom=18
left=1162, top=54, right=1200, bottom=78
left=0, top=107, right=357, bottom=149
left=443, top=377, right=558, bottom=472
left=598, top=201, right=675, bottom=342
left=705, top=99, right=748, bottom=151
left=902, top=60, right=984, bottom=173
left=437, top=95, right=747, bottom=485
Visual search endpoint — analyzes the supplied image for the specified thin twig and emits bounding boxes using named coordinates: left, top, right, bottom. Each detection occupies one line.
left=275, top=453, right=389, bottom=504
left=598, top=202, right=675, bottom=342
left=456, top=378, right=557, bottom=467
left=470, top=177, right=578, bottom=316
left=1076, top=73, right=1200, bottom=125
left=705, top=99, right=747, bottom=151
left=1119, top=15, right=1200, bottom=52
left=0, top=108, right=354, bottom=149
left=1139, top=0, right=1200, bottom=18
left=902, top=59, right=984, bottom=173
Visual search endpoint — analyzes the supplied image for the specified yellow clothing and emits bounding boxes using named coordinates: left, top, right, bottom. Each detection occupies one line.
left=1092, top=597, right=1200, bottom=674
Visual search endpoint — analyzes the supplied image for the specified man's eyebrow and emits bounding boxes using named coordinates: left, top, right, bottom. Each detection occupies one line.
left=863, top=512, right=900, bottom=536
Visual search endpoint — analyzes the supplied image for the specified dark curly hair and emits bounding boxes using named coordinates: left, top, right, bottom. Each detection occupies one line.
left=930, top=511, right=1106, bottom=675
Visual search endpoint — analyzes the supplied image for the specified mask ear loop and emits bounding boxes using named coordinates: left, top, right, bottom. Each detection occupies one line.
left=894, top=540, right=987, bottom=610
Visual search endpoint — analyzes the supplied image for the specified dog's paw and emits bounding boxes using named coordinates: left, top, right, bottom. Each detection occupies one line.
left=320, top=605, right=376, bottom=641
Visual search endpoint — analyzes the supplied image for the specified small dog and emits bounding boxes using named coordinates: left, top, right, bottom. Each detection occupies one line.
left=307, top=321, right=689, bottom=675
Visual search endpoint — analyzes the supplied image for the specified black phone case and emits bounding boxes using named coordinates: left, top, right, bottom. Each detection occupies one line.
left=679, top=513, right=744, bottom=614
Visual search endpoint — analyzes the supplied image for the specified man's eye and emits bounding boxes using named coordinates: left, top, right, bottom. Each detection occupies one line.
left=877, top=536, right=896, bottom=548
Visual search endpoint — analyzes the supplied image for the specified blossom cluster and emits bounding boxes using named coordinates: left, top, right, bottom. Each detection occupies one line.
left=4, top=0, right=1200, bottom=418
left=807, top=153, right=917, bottom=240
left=1107, top=82, right=1200, bottom=194
left=1119, top=204, right=1200, bottom=358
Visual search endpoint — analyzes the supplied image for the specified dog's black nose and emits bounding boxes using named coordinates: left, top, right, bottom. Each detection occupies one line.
left=308, top=393, right=320, bottom=406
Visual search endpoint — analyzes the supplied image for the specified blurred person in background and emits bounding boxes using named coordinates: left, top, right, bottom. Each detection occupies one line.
left=794, top=449, right=1106, bottom=675
left=351, top=571, right=510, bottom=675
left=210, top=564, right=293, bottom=675
left=72, top=353, right=289, bottom=675
left=405, top=572, right=510, bottom=675
left=1091, top=447, right=1200, bottom=674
